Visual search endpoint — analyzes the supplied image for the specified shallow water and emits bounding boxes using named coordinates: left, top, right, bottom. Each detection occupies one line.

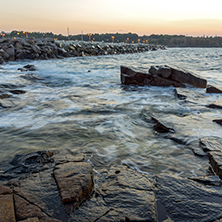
left=0, top=47, right=222, bottom=177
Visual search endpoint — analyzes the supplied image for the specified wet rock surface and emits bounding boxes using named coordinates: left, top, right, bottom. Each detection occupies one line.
left=0, top=142, right=222, bottom=221
left=121, top=65, right=207, bottom=88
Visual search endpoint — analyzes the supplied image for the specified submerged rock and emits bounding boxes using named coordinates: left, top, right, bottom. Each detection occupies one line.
left=152, top=114, right=175, bottom=133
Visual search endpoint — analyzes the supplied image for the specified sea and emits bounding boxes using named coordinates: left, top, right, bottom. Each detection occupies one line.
left=0, top=47, right=222, bottom=178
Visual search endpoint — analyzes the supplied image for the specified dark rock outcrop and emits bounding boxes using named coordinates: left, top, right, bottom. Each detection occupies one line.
left=121, top=65, right=207, bottom=88
left=207, top=101, right=222, bottom=110
left=213, top=119, right=222, bottom=126
left=206, top=85, right=222, bottom=93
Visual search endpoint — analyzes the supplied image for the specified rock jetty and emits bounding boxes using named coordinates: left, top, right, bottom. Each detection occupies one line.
left=0, top=37, right=164, bottom=64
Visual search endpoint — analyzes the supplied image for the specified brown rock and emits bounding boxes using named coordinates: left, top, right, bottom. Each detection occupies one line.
left=14, top=194, right=43, bottom=220
left=18, top=217, right=39, bottom=222
left=206, top=85, right=222, bottom=93
left=120, top=66, right=151, bottom=86
left=150, top=74, right=184, bottom=87
left=0, top=186, right=16, bottom=222
left=155, top=65, right=172, bottom=78
left=170, top=66, right=207, bottom=88
left=208, top=151, right=222, bottom=179
left=53, top=162, right=94, bottom=206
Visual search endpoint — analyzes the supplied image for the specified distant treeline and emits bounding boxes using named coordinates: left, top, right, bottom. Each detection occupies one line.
left=1, top=31, right=222, bottom=47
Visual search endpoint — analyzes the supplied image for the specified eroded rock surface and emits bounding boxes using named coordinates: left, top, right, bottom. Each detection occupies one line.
left=0, top=185, right=16, bottom=222
left=156, top=174, right=222, bottom=222
left=53, top=162, right=94, bottom=206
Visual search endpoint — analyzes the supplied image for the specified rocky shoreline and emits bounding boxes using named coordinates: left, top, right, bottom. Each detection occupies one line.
left=0, top=38, right=164, bottom=64
left=1, top=135, right=222, bottom=222
left=0, top=64, right=222, bottom=221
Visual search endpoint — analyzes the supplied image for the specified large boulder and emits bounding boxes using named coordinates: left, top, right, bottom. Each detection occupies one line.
left=0, top=49, right=9, bottom=60
left=121, top=65, right=206, bottom=88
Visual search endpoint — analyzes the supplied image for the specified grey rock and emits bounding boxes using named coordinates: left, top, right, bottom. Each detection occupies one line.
left=156, top=174, right=222, bottom=222
left=0, top=49, right=9, bottom=60
left=152, top=114, right=175, bottom=133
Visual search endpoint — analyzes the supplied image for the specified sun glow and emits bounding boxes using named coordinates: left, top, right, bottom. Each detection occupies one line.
left=1, top=0, right=222, bottom=36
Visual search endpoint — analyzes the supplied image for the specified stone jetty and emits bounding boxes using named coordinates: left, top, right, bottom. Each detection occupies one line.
left=0, top=37, right=164, bottom=64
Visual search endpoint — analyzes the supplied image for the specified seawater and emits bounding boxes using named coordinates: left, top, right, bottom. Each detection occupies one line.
left=0, top=47, right=222, bottom=177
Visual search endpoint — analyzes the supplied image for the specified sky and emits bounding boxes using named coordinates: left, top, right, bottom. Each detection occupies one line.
left=1, top=0, right=222, bottom=36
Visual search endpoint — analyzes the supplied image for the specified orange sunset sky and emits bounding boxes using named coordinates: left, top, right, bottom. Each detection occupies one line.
left=1, top=0, right=222, bottom=36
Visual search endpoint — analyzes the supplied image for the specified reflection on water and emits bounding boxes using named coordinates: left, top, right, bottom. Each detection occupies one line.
left=0, top=48, right=222, bottom=177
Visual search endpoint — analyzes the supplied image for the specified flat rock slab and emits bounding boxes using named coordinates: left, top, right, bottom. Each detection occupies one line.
left=53, top=162, right=94, bottom=206
left=199, top=137, right=222, bottom=152
left=13, top=169, right=66, bottom=221
left=0, top=185, right=16, bottom=222
left=71, top=165, right=157, bottom=222
left=150, top=113, right=221, bottom=141
left=156, top=174, right=222, bottom=222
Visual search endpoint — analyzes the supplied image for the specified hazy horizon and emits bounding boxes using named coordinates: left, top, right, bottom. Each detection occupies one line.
left=1, top=0, right=222, bottom=37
